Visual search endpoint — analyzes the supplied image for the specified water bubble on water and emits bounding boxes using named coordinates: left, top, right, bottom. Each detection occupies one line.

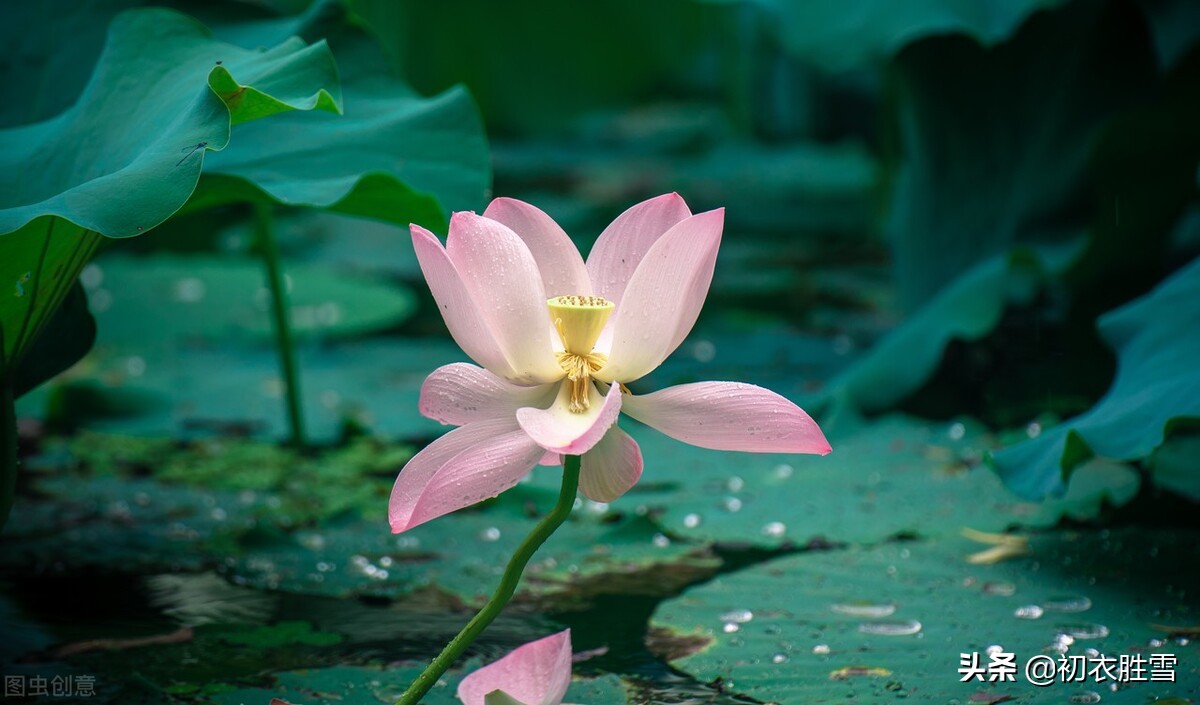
left=726, top=476, right=745, bottom=492
left=1067, top=691, right=1101, bottom=704
left=719, top=609, right=754, bottom=624
left=721, top=497, right=743, bottom=513
left=173, top=277, right=206, bottom=303
left=983, top=581, right=1016, bottom=596
left=1148, top=638, right=1166, bottom=648
left=124, top=356, right=147, bottom=377
left=773, top=463, right=794, bottom=479
left=858, top=619, right=922, bottom=636
left=479, top=527, right=501, bottom=542
left=1015, top=605, right=1045, bottom=619
left=722, top=622, right=740, bottom=634
left=210, top=507, right=227, bottom=521
left=692, top=340, right=716, bottom=362
left=1043, top=595, right=1092, bottom=613
left=683, top=513, right=702, bottom=528
left=1175, top=637, right=1190, bottom=646
left=91, top=288, right=113, bottom=312
left=772, top=653, right=789, bottom=664
left=762, top=521, right=787, bottom=538
left=1058, top=623, right=1109, bottom=639
left=831, top=601, right=897, bottom=618
left=81, top=264, right=104, bottom=289
left=379, top=556, right=394, bottom=568
left=652, top=533, right=671, bottom=548
left=812, top=644, right=831, bottom=655
left=986, top=644, right=1005, bottom=656
left=1027, top=421, right=1043, bottom=438
left=948, top=422, right=966, bottom=440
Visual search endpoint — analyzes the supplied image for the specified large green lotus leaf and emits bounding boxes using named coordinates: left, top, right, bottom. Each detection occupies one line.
left=992, top=255, right=1200, bottom=499
left=0, top=221, right=102, bottom=373
left=188, top=81, right=490, bottom=228
left=0, top=8, right=341, bottom=239
left=11, top=282, right=95, bottom=399
left=0, top=8, right=341, bottom=375
left=85, top=254, right=415, bottom=344
left=725, top=0, right=1062, bottom=72
left=823, top=244, right=1081, bottom=413
left=651, top=531, right=1200, bottom=704
left=541, top=415, right=1139, bottom=550
left=184, top=2, right=491, bottom=228
left=885, top=0, right=1156, bottom=310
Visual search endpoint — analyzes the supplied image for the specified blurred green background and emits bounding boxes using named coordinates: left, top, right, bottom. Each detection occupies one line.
left=1, top=0, right=1198, bottom=703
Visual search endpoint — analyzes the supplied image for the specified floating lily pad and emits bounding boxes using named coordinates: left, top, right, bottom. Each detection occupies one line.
left=993, top=255, right=1200, bottom=499
left=651, top=530, right=1200, bottom=703
left=2, top=435, right=714, bottom=607
left=546, top=415, right=1139, bottom=550
left=17, top=338, right=461, bottom=442
left=86, top=254, right=416, bottom=344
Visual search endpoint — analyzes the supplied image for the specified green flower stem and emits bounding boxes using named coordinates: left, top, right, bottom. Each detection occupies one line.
left=1, top=373, right=16, bottom=533
left=254, top=203, right=307, bottom=449
left=394, top=455, right=582, bottom=705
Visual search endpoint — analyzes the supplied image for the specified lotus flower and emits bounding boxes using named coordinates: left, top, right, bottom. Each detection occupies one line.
left=391, top=194, right=830, bottom=533
left=456, top=630, right=575, bottom=705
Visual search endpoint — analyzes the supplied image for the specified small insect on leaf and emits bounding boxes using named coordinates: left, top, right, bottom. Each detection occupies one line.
left=175, top=141, right=208, bottom=167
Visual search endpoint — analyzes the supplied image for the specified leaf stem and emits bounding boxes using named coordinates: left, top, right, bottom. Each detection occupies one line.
left=394, top=455, right=581, bottom=705
left=254, top=203, right=307, bottom=449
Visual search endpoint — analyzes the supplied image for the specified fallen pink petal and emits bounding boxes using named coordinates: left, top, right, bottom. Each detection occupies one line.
left=457, top=630, right=575, bottom=705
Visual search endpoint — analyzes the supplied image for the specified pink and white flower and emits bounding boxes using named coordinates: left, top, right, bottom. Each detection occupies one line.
left=391, top=193, right=830, bottom=533
left=456, top=630, right=574, bottom=705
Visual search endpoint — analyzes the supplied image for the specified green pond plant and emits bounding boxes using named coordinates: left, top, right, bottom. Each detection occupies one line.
left=389, top=194, right=831, bottom=704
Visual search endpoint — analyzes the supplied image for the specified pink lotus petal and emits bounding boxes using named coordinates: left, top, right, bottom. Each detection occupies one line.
left=586, top=193, right=691, bottom=307
left=421, top=363, right=558, bottom=426
left=538, top=451, right=562, bottom=466
left=484, top=198, right=592, bottom=298
left=446, top=212, right=563, bottom=385
left=596, top=209, right=724, bottom=383
left=516, top=382, right=622, bottom=455
left=579, top=425, right=643, bottom=502
left=622, top=381, right=831, bottom=454
left=457, top=630, right=573, bottom=705
left=390, top=419, right=544, bottom=533
left=411, top=225, right=514, bottom=378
